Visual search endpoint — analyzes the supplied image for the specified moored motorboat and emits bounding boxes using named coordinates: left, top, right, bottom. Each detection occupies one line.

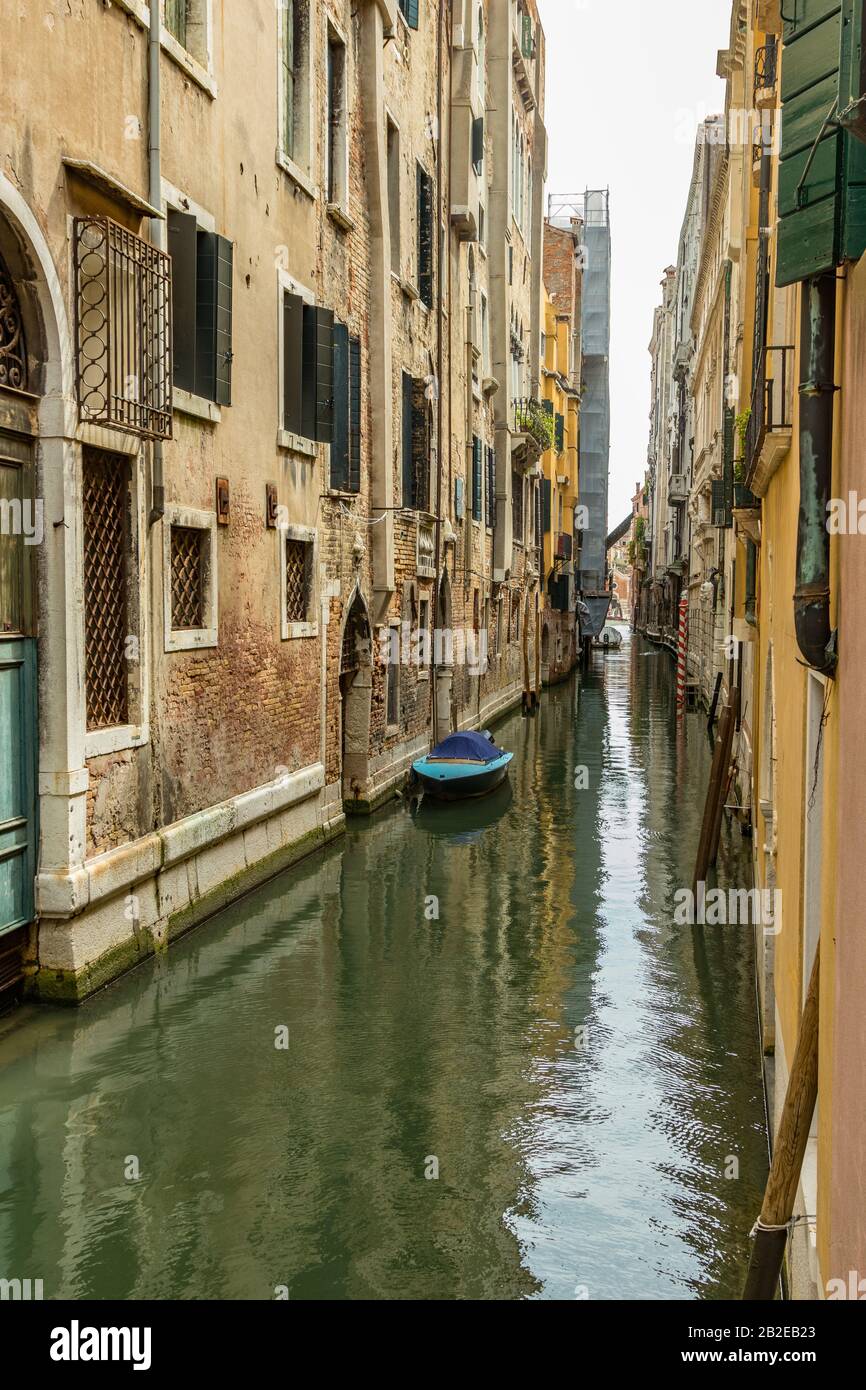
left=592, top=625, right=624, bottom=651
left=411, top=731, right=513, bottom=801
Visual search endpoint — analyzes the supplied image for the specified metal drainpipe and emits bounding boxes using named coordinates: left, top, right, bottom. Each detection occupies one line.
left=795, top=273, right=837, bottom=676
left=148, top=0, right=165, bottom=527
left=431, top=0, right=450, bottom=744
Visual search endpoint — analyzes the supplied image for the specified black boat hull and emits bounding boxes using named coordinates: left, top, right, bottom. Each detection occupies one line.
left=415, top=762, right=511, bottom=801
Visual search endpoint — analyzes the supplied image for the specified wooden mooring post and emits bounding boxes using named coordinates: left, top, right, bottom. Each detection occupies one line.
left=693, top=695, right=736, bottom=894
left=742, top=947, right=821, bottom=1301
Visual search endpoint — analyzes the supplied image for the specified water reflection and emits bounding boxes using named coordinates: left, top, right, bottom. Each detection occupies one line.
left=0, top=632, right=766, bottom=1300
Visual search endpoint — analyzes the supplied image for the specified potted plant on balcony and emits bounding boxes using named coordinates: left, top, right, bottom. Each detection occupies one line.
left=514, top=398, right=556, bottom=454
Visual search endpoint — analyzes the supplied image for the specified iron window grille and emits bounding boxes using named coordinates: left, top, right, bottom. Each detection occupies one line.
left=285, top=537, right=313, bottom=624
left=73, top=216, right=172, bottom=440
left=170, top=526, right=205, bottom=630
left=83, top=448, right=130, bottom=730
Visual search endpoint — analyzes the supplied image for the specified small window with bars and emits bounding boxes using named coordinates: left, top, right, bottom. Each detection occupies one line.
left=83, top=447, right=131, bottom=731
left=163, top=505, right=218, bottom=651
left=281, top=526, right=317, bottom=638
left=170, top=527, right=204, bottom=630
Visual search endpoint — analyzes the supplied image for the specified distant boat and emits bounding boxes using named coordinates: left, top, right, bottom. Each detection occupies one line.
left=411, top=730, right=514, bottom=801
left=592, top=626, right=624, bottom=651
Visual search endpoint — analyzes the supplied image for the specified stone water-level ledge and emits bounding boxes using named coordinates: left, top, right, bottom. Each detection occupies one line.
left=32, top=764, right=333, bottom=1004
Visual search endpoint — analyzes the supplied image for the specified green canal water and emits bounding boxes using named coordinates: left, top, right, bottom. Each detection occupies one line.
left=0, top=631, right=767, bottom=1300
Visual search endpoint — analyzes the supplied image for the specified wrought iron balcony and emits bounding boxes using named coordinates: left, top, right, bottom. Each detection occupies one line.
left=556, top=533, right=573, bottom=562
left=755, top=37, right=778, bottom=95
left=512, top=397, right=554, bottom=453
left=745, top=345, right=795, bottom=477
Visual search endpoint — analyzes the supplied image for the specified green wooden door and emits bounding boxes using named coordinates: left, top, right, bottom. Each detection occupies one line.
left=0, top=427, right=37, bottom=937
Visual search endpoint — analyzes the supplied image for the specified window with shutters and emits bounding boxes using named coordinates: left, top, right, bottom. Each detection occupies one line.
left=398, top=0, right=419, bottom=30
left=480, top=292, right=490, bottom=378
left=387, top=117, right=401, bottom=276
left=280, top=284, right=335, bottom=446
left=331, top=323, right=362, bottom=492
left=164, top=0, right=210, bottom=67
left=555, top=412, right=565, bottom=454
left=278, top=0, right=313, bottom=185
left=83, top=448, right=131, bottom=731
left=163, top=504, right=218, bottom=651
left=416, top=163, right=434, bottom=308
left=472, top=436, right=483, bottom=521
left=485, top=446, right=496, bottom=531
left=776, top=0, right=866, bottom=286
left=280, top=523, right=318, bottom=639
left=167, top=207, right=233, bottom=408
left=401, top=373, right=431, bottom=511
left=512, top=469, right=524, bottom=545
left=326, top=24, right=349, bottom=214
left=472, top=116, right=485, bottom=176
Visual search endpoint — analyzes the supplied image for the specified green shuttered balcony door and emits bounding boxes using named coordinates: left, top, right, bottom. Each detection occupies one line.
left=777, top=0, right=866, bottom=285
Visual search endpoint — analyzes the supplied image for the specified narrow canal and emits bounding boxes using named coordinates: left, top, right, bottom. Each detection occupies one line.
left=0, top=632, right=767, bottom=1300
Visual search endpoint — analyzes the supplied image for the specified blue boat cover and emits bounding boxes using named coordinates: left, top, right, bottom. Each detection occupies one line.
left=429, top=731, right=503, bottom=763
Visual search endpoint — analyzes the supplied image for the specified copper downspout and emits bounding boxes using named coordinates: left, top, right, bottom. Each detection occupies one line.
left=795, top=273, right=837, bottom=676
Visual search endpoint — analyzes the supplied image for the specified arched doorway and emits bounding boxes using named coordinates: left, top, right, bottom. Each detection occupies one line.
left=0, top=244, right=38, bottom=975
left=340, top=588, right=372, bottom=810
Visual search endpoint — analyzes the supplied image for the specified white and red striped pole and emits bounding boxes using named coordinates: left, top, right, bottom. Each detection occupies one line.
left=676, top=594, right=689, bottom=713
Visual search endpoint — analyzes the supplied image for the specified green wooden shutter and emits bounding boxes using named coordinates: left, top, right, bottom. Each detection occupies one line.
left=402, top=371, right=414, bottom=506
left=331, top=321, right=349, bottom=490
left=417, top=164, right=434, bottom=308
left=472, top=116, right=485, bottom=173
left=522, top=14, right=533, bottom=58
left=302, top=305, right=335, bottom=441
left=472, top=436, right=482, bottom=520
left=349, top=335, right=361, bottom=493
left=196, top=232, right=233, bottom=406
left=777, top=0, right=866, bottom=285
left=555, top=412, right=565, bottom=453
left=486, top=446, right=496, bottom=530
left=167, top=210, right=197, bottom=394
left=401, top=0, right=419, bottom=30
left=542, top=477, right=552, bottom=534
left=723, top=404, right=735, bottom=525
left=283, top=292, right=304, bottom=434
left=839, top=0, right=866, bottom=139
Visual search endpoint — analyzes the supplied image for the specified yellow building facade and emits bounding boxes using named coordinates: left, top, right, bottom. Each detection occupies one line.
left=540, top=221, right=582, bottom=683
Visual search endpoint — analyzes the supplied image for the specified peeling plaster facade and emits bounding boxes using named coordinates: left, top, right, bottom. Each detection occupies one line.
left=0, top=0, right=548, bottom=1004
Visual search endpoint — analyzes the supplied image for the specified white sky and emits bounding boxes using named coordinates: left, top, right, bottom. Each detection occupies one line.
left=537, top=0, right=732, bottom=525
